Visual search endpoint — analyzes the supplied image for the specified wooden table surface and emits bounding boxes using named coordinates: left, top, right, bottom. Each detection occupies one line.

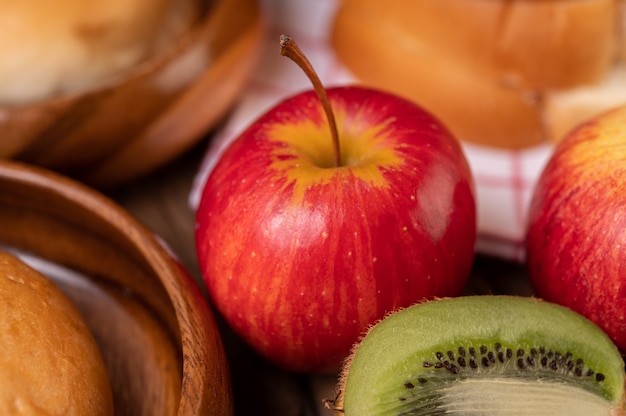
left=107, top=137, right=533, bottom=416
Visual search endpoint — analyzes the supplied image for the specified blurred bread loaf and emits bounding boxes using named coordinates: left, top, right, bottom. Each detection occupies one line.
left=332, top=0, right=626, bottom=148
left=0, top=0, right=199, bottom=106
left=0, top=249, right=114, bottom=416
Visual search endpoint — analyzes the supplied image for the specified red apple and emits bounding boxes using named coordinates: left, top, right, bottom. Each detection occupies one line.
left=526, top=105, right=626, bottom=353
left=195, top=36, right=476, bottom=372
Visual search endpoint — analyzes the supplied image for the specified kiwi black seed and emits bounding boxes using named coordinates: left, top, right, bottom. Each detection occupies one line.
left=333, top=296, right=625, bottom=416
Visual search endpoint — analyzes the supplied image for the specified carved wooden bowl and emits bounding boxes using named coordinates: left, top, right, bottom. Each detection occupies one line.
left=0, top=0, right=264, bottom=189
left=0, top=160, right=232, bottom=415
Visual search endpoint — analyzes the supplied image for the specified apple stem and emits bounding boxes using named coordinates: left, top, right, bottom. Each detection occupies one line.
left=280, top=34, right=341, bottom=167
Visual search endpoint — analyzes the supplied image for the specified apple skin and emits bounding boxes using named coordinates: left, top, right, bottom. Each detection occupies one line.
left=526, top=105, right=626, bottom=354
left=195, top=86, right=476, bottom=372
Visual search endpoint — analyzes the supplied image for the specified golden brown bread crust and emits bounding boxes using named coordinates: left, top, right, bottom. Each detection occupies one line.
left=332, top=0, right=625, bottom=148
left=0, top=0, right=199, bottom=106
left=0, top=250, right=114, bottom=416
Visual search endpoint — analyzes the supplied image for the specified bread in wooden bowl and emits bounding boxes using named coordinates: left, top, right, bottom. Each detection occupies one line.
left=0, top=160, right=233, bottom=415
left=0, top=0, right=198, bottom=106
left=0, top=0, right=264, bottom=188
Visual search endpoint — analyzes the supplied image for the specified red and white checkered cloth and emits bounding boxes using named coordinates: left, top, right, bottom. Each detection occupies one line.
left=189, top=0, right=555, bottom=262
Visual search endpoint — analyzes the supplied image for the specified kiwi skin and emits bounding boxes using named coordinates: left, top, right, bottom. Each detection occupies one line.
left=332, top=295, right=626, bottom=415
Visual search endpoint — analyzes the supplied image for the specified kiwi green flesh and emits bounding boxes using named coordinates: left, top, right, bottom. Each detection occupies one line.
left=338, top=296, right=625, bottom=415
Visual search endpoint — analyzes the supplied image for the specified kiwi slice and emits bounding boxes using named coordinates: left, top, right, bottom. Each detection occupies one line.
left=333, top=296, right=625, bottom=415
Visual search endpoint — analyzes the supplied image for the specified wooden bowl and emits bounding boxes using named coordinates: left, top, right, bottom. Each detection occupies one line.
left=0, top=0, right=264, bottom=189
left=0, top=160, right=232, bottom=415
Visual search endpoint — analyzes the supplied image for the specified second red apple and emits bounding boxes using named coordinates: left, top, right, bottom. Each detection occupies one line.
left=527, top=105, right=626, bottom=354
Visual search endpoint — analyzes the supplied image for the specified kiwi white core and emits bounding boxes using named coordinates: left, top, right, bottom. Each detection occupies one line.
left=395, top=378, right=614, bottom=416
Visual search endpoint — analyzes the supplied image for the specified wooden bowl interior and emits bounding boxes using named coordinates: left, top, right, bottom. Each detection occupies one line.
left=0, top=161, right=231, bottom=415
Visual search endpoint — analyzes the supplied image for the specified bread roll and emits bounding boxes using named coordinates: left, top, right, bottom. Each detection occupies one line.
left=0, top=250, right=114, bottom=416
left=0, top=0, right=199, bottom=106
left=545, top=63, right=626, bottom=142
left=332, top=0, right=625, bottom=148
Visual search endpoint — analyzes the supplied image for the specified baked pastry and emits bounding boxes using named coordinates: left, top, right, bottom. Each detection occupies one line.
left=0, top=0, right=199, bottom=106
left=0, top=249, right=114, bottom=415
left=332, top=0, right=626, bottom=148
